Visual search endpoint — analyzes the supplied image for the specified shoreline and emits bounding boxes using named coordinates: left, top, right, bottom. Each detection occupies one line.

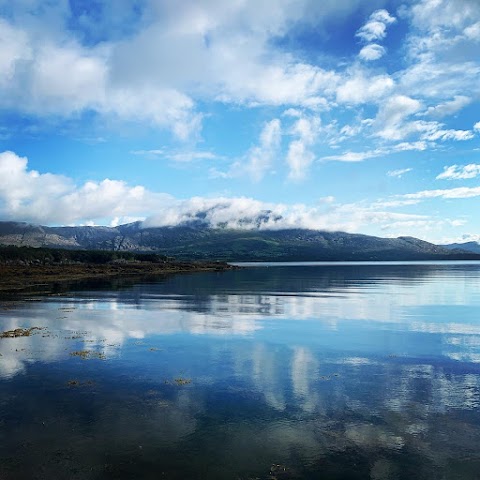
left=0, top=261, right=236, bottom=295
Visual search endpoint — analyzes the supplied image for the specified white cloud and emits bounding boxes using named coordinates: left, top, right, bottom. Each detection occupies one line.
left=387, top=168, right=412, bottom=178
left=0, top=19, right=202, bottom=139
left=374, top=95, right=423, bottom=140
left=169, top=152, right=219, bottom=162
left=393, top=141, right=429, bottom=152
left=105, top=88, right=202, bottom=141
left=286, top=116, right=319, bottom=180
left=358, top=44, right=386, bottom=61
left=400, top=60, right=480, bottom=101
left=403, top=186, right=480, bottom=200
left=131, top=149, right=219, bottom=162
left=440, top=233, right=480, bottom=245
left=474, top=122, right=480, bottom=132
left=0, top=19, right=31, bottom=87
left=31, top=43, right=107, bottom=112
left=356, top=9, right=396, bottom=42
left=0, top=0, right=478, bottom=152
left=372, top=94, right=474, bottom=143
left=144, top=196, right=429, bottom=233
left=131, top=149, right=166, bottom=157
left=426, top=96, right=471, bottom=119
left=410, top=0, right=480, bottom=33
left=0, top=150, right=168, bottom=225
left=436, top=164, right=480, bottom=180
left=381, top=219, right=465, bottom=232
left=420, top=125, right=474, bottom=142
left=0, top=149, right=434, bottom=234
left=0, top=4, right=343, bottom=139
left=464, top=21, right=480, bottom=40
left=372, top=199, right=420, bottom=208
left=0, top=0, right=479, bottom=195
left=336, top=71, right=394, bottom=104
left=212, top=118, right=282, bottom=181
left=107, top=1, right=341, bottom=109
left=244, top=119, right=282, bottom=181
left=282, top=108, right=303, bottom=118
left=322, top=141, right=427, bottom=163
left=322, top=149, right=383, bottom=163
left=400, top=0, right=480, bottom=103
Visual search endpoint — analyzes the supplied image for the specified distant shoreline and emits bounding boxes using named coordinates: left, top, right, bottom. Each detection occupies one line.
left=0, top=261, right=235, bottom=295
left=232, top=260, right=480, bottom=267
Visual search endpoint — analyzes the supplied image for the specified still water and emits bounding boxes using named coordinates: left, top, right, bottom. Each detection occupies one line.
left=1, top=262, right=480, bottom=479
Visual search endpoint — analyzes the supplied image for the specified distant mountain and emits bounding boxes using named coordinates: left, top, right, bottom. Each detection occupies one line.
left=442, top=241, right=480, bottom=255
left=0, top=221, right=478, bottom=262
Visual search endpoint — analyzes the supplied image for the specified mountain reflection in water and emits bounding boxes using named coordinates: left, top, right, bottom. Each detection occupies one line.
left=1, top=262, right=480, bottom=479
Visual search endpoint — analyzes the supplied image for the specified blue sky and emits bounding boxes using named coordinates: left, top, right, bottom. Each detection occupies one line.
left=0, top=0, right=479, bottom=244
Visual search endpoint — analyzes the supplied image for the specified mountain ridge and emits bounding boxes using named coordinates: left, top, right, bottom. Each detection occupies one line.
left=443, top=241, right=480, bottom=255
left=0, top=220, right=478, bottom=262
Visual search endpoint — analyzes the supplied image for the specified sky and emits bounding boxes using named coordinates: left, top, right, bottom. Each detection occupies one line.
left=0, top=0, right=479, bottom=244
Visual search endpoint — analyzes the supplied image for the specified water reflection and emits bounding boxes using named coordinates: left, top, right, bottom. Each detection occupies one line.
left=1, top=263, right=480, bottom=478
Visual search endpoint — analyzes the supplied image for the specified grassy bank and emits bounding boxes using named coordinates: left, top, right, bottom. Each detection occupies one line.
left=0, top=246, right=234, bottom=294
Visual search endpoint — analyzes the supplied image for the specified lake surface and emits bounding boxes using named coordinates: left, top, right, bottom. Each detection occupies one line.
left=1, top=262, right=480, bottom=479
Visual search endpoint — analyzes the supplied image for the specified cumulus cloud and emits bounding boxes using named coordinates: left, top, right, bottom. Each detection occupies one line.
left=211, top=119, right=282, bottom=181
left=0, top=151, right=168, bottom=225
left=374, top=95, right=423, bottom=140
left=409, top=0, right=480, bottom=33
left=0, top=0, right=476, bottom=155
left=143, top=196, right=428, bottom=233
left=0, top=0, right=348, bottom=140
left=371, top=93, right=474, bottom=143
left=436, top=164, right=480, bottom=180
left=356, top=9, right=394, bottom=64
left=286, top=116, right=320, bottom=180
left=336, top=71, right=394, bottom=104
left=0, top=150, right=434, bottom=234
left=358, top=44, right=386, bottom=61
left=421, top=127, right=474, bottom=142
left=0, top=19, right=31, bottom=87
left=244, top=119, right=282, bottom=181
left=0, top=21, right=202, bottom=139
left=426, top=96, right=471, bottom=119
left=356, top=9, right=396, bottom=43
left=400, top=0, right=480, bottom=102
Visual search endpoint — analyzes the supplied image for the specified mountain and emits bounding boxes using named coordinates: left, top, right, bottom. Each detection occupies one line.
left=442, top=241, right=480, bottom=255
left=0, top=221, right=478, bottom=262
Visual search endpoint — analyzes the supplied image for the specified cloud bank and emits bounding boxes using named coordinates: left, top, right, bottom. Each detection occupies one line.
left=0, top=150, right=436, bottom=235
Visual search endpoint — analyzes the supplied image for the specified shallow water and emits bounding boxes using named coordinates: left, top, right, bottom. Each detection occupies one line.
left=1, top=262, right=480, bottom=479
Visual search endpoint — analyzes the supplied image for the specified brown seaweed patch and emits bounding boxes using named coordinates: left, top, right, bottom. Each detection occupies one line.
left=318, top=373, right=340, bottom=381
left=70, top=350, right=106, bottom=360
left=174, top=377, right=191, bottom=385
left=0, top=327, right=45, bottom=338
left=67, top=379, right=95, bottom=387
left=164, top=377, right=192, bottom=386
left=269, top=464, right=298, bottom=479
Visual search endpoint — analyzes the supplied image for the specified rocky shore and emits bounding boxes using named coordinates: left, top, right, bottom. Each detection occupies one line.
left=0, top=260, right=235, bottom=295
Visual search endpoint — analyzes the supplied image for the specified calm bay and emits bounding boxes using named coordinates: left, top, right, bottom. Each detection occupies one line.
left=1, top=261, right=480, bottom=479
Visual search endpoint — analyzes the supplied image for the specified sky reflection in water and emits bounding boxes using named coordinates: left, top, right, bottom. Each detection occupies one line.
left=1, top=263, right=480, bottom=479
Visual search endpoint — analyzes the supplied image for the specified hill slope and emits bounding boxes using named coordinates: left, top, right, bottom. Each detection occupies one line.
left=443, top=241, right=480, bottom=255
left=0, top=221, right=477, bottom=261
